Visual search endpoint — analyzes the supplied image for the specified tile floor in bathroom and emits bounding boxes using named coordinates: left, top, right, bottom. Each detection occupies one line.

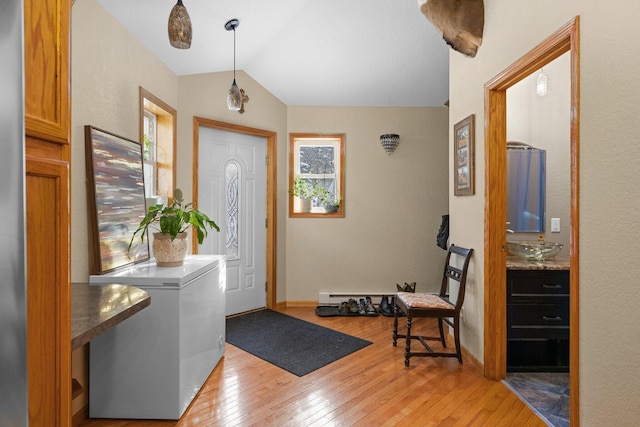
left=503, top=372, right=570, bottom=427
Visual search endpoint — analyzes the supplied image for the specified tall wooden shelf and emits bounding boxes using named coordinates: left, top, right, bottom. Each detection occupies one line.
left=24, top=0, right=72, bottom=425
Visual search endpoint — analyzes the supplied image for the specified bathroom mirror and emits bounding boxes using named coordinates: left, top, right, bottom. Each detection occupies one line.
left=506, top=142, right=546, bottom=232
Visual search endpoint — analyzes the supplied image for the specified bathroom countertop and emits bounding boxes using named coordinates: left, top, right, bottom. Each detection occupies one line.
left=506, top=256, right=570, bottom=271
left=71, top=282, right=150, bottom=350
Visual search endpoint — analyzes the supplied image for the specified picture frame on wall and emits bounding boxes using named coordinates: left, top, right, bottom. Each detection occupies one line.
left=454, top=114, right=475, bottom=196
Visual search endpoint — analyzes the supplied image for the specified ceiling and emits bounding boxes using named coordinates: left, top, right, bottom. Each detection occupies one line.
left=95, top=0, right=450, bottom=107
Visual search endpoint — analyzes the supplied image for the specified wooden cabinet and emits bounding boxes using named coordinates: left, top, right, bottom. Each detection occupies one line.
left=24, top=0, right=70, bottom=143
left=24, top=0, right=72, bottom=425
left=507, top=269, right=570, bottom=372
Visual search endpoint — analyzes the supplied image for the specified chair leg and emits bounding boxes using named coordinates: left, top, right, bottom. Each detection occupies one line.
left=437, top=318, right=446, bottom=348
left=392, top=302, right=399, bottom=346
left=453, top=315, right=462, bottom=364
left=404, top=316, right=412, bottom=366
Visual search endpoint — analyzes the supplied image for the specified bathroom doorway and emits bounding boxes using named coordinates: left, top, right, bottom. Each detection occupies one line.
left=483, top=17, right=580, bottom=424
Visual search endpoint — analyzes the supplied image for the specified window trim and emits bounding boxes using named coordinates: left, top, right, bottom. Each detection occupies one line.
left=139, top=87, right=176, bottom=203
left=288, top=133, right=345, bottom=218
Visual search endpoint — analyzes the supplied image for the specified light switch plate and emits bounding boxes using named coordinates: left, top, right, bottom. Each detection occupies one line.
left=551, top=217, right=560, bottom=232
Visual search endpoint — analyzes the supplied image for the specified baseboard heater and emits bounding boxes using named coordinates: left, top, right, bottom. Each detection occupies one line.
left=318, top=292, right=392, bottom=305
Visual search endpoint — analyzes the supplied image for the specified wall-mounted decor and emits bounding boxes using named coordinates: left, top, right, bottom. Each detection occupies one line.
left=380, top=134, right=400, bottom=155
left=454, top=114, right=475, bottom=196
left=85, top=126, right=150, bottom=274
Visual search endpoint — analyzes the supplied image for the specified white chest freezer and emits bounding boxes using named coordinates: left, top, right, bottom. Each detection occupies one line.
left=88, top=255, right=226, bottom=420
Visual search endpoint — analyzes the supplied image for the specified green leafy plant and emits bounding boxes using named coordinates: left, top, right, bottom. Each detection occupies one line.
left=322, top=194, right=342, bottom=207
left=290, top=175, right=316, bottom=199
left=128, top=188, right=220, bottom=253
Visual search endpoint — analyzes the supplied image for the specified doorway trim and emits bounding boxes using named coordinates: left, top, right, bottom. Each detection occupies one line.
left=192, top=117, right=278, bottom=310
left=483, top=17, right=580, bottom=424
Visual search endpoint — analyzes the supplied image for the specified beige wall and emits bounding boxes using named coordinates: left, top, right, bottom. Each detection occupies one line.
left=449, top=1, right=640, bottom=424
left=286, top=107, right=449, bottom=301
left=71, top=0, right=179, bottom=282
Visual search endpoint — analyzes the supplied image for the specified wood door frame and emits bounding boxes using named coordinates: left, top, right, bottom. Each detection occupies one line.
left=192, top=117, right=277, bottom=310
left=483, top=17, right=580, bottom=424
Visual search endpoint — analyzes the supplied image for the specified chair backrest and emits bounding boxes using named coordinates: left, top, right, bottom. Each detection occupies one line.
left=439, top=244, right=474, bottom=310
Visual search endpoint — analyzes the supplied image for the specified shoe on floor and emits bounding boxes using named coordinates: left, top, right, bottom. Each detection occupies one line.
left=378, top=295, right=394, bottom=316
left=358, top=298, right=367, bottom=315
left=365, top=296, right=377, bottom=315
left=338, top=301, right=350, bottom=314
left=348, top=298, right=359, bottom=313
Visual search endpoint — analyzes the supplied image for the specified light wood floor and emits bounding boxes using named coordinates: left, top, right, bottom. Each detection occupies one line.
left=79, top=306, right=545, bottom=426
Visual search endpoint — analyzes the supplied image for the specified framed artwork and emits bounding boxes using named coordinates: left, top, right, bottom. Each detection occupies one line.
left=454, top=114, right=475, bottom=196
left=85, top=126, right=150, bottom=274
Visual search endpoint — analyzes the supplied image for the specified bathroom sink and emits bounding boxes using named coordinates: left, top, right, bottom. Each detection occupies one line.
left=506, top=241, right=563, bottom=261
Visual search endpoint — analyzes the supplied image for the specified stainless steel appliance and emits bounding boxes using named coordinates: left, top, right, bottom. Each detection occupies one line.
left=0, top=0, right=28, bottom=424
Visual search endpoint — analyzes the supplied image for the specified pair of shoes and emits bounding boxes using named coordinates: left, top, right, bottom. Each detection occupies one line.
left=378, top=295, right=394, bottom=316
left=396, top=282, right=416, bottom=293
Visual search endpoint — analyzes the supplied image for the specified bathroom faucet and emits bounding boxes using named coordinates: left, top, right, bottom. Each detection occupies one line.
left=507, top=229, right=514, bottom=234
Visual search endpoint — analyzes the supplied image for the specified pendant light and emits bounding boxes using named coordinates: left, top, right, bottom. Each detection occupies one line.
left=168, top=0, right=192, bottom=49
left=536, top=68, right=548, bottom=96
left=225, top=19, right=242, bottom=111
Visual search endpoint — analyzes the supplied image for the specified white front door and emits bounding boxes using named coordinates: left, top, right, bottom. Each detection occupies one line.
left=197, top=127, right=267, bottom=316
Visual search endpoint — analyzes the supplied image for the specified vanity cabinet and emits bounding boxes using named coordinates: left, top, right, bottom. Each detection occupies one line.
left=507, top=268, right=570, bottom=372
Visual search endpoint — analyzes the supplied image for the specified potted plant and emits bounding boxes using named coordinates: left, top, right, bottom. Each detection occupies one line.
left=290, top=175, right=315, bottom=212
left=322, top=194, right=342, bottom=213
left=128, top=188, right=220, bottom=267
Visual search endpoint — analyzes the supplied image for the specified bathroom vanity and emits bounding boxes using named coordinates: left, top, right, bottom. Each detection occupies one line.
left=506, top=257, right=570, bottom=372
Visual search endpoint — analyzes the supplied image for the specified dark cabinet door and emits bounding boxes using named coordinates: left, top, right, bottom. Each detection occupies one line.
left=507, top=269, right=570, bottom=372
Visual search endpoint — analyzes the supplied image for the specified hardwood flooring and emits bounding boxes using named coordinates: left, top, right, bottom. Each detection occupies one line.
left=79, top=307, right=546, bottom=426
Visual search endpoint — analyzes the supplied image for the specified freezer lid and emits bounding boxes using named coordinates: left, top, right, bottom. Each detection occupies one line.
left=89, top=255, right=223, bottom=288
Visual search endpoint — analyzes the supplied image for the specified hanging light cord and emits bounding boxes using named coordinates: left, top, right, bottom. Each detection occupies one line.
left=232, top=26, right=236, bottom=81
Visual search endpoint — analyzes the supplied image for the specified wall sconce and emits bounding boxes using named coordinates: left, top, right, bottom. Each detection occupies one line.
left=168, top=0, right=192, bottom=49
left=536, top=68, right=548, bottom=96
left=380, top=134, right=400, bottom=155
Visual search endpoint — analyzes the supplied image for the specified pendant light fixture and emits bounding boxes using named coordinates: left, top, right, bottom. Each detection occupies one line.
left=168, top=0, right=192, bottom=49
left=536, top=68, right=548, bottom=96
left=225, top=19, right=242, bottom=111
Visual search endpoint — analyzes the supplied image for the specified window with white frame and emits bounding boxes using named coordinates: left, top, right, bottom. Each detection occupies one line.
left=289, top=133, right=345, bottom=217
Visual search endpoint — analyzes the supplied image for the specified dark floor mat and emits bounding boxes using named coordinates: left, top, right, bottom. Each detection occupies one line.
left=226, top=309, right=371, bottom=376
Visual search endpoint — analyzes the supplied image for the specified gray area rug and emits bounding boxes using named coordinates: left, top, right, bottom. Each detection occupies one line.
left=226, top=309, right=371, bottom=376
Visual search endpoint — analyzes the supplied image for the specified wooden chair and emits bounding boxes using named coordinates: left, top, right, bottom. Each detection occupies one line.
left=393, top=244, right=473, bottom=365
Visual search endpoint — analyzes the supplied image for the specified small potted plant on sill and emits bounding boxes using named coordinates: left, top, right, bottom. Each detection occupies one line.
left=128, top=188, right=220, bottom=267
left=290, top=175, right=315, bottom=212
left=323, top=194, right=342, bottom=213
